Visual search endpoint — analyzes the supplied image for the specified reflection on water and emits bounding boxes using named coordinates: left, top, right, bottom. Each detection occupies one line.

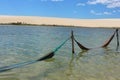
left=0, top=26, right=120, bottom=80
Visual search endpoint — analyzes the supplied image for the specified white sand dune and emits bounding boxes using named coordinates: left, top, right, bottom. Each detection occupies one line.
left=0, top=15, right=120, bottom=28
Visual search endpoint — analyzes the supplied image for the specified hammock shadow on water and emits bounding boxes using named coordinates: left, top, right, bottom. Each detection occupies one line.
left=65, top=51, right=87, bottom=77
left=65, top=54, right=75, bottom=76
left=76, top=50, right=88, bottom=61
left=66, top=46, right=120, bottom=79
left=102, top=47, right=120, bottom=56
left=44, top=58, right=55, bottom=62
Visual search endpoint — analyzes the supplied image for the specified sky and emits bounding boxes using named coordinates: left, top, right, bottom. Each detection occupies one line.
left=0, top=0, right=120, bottom=19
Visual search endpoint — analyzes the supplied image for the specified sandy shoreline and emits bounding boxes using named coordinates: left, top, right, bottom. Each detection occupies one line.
left=0, top=15, right=120, bottom=28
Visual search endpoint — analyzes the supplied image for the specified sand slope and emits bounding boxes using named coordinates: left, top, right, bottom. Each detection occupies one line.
left=0, top=15, right=120, bottom=28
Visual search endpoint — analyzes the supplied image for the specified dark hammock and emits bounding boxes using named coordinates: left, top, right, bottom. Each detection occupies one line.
left=0, top=37, right=70, bottom=72
left=74, top=38, right=90, bottom=50
left=74, top=29, right=118, bottom=50
left=101, top=29, right=118, bottom=47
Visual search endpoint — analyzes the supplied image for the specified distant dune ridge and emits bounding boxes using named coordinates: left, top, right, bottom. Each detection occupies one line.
left=0, top=15, right=120, bottom=28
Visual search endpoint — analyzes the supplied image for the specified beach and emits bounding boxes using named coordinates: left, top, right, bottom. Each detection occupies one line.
left=0, top=15, right=120, bottom=28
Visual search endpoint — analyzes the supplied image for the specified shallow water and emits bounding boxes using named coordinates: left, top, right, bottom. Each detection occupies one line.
left=0, top=25, right=120, bottom=80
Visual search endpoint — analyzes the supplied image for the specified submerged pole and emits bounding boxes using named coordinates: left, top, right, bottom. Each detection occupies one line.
left=71, top=30, right=75, bottom=54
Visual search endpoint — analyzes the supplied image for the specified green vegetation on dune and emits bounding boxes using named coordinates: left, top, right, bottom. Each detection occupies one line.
left=0, top=22, right=74, bottom=27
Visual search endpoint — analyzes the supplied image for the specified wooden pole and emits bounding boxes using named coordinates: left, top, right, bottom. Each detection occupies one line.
left=71, top=30, right=75, bottom=54
left=116, top=29, right=119, bottom=49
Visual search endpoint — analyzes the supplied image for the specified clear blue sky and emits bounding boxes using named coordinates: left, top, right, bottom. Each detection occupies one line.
left=0, top=0, right=120, bottom=19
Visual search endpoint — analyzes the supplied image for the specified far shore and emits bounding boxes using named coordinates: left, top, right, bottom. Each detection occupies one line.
left=0, top=15, right=120, bottom=28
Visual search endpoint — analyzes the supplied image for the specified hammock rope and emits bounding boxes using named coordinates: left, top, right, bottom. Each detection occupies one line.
left=53, top=37, right=70, bottom=52
left=0, top=37, right=70, bottom=72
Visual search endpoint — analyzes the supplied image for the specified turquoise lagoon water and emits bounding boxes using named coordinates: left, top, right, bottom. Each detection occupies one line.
left=0, top=25, right=120, bottom=80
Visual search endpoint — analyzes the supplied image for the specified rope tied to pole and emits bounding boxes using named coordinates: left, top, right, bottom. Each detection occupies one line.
left=53, top=37, right=70, bottom=53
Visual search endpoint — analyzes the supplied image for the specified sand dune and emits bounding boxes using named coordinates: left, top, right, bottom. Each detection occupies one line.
left=0, top=15, right=120, bottom=28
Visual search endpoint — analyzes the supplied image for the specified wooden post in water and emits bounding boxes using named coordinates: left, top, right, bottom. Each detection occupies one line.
left=116, top=29, right=119, bottom=49
left=71, top=30, right=75, bottom=54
